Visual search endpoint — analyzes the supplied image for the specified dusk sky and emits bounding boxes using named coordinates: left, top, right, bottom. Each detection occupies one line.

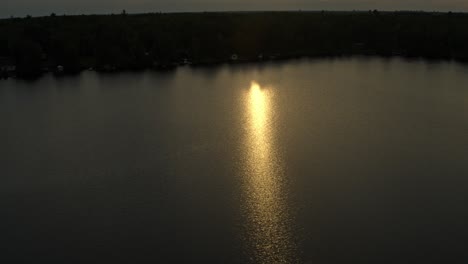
left=2, top=0, right=468, bottom=17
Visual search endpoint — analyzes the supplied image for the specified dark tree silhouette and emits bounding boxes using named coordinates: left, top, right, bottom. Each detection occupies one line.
left=1, top=11, right=468, bottom=78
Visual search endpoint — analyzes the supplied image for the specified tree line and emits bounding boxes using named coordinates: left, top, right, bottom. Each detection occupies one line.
left=1, top=11, right=468, bottom=78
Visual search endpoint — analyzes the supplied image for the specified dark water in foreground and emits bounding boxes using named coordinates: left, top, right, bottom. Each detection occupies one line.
left=2, top=58, right=468, bottom=263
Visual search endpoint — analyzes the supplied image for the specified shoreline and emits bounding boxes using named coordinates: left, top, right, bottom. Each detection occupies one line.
left=2, top=53, right=467, bottom=81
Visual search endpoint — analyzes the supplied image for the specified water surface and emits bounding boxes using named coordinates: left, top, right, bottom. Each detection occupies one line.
left=2, top=58, right=468, bottom=263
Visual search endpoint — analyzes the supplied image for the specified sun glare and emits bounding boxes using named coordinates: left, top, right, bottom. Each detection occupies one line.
left=242, top=81, right=295, bottom=263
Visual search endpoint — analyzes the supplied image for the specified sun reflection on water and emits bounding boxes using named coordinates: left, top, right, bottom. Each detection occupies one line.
left=242, top=81, right=295, bottom=263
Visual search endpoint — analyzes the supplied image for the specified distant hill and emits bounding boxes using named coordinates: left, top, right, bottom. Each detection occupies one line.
left=1, top=11, right=468, bottom=78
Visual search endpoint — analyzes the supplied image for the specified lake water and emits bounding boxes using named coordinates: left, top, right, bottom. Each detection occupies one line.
left=2, top=57, right=468, bottom=263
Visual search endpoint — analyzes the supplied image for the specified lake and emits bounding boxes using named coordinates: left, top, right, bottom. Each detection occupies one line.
left=2, top=57, right=468, bottom=263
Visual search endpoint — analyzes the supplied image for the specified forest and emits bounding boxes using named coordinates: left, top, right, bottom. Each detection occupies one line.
left=1, top=11, right=468, bottom=78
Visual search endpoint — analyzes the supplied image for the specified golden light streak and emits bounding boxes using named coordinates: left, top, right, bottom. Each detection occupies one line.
left=242, top=81, right=295, bottom=264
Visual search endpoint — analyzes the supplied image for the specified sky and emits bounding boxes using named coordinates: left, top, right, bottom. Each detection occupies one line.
left=2, top=0, right=468, bottom=18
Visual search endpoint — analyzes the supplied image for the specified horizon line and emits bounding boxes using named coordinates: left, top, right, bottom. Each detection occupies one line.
left=2, top=9, right=468, bottom=19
